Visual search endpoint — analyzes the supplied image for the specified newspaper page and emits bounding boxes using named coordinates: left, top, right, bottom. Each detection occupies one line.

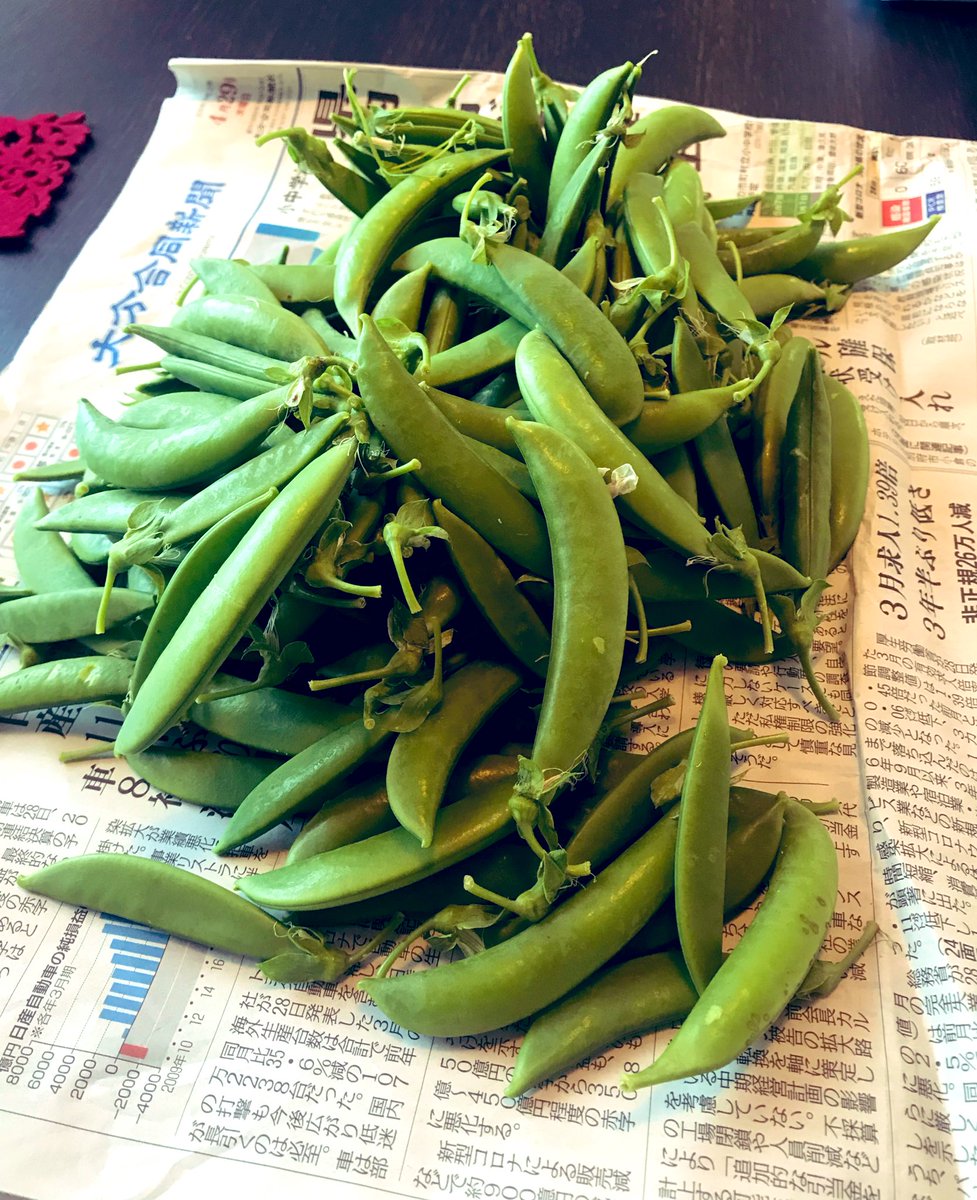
left=0, top=57, right=974, bottom=1200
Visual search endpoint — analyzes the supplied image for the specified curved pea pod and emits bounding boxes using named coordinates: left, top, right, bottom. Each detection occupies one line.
left=256, top=127, right=383, bottom=218
left=125, top=323, right=301, bottom=385
left=34, top=488, right=189, bottom=535
left=157, top=355, right=278, bottom=401
left=537, top=136, right=613, bottom=267
left=607, top=103, right=726, bottom=211
left=738, top=273, right=839, bottom=318
left=509, top=418, right=629, bottom=781
left=396, top=237, right=644, bottom=426
left=646, top=598, right=793, bottom=664
left=73, top=390, right=288, bottom=491
left=298, top=308, right=358, bottom=358
left=717, top=219, right=825, bottom=277
left=621, top=384, right=745, bottom=456
left=464, top=436, right=535, bottom=500
left=190, top=257, right=280, bottom=304
left=193, top=686, right=352, bottom=757
left=0, top=656, right=134, bottom=716
left=13, top=457, right=86, bottom=483
left=792, top=215, right=939, bottom=284
left=333, top=146, right=508, bottom=333
left=358, top=811, right=679, bottom=1037
left=123, top=748, right=281, bottom=810
left=753, top=333, right=813, bottom=537
left=236, top=772, right=518, bottom=911
left=433, top=500, right=550, bottom=678
left=547, top=58, right=635, bottom=220
left=115, top=437, right=358, bottom=757
left=118, top=391, right=241, bottom=429
left=171, top=293, right=329, bottom=360
left=621, top=799, right=837, bottom=1091
left=630, top=545, right=809, bottom=604
left=825, top=374, right=869, bottom=569
left=356, top=316, right=551, bottom=577
left=371, top=263, right=432, bottom=329
left=0, top=589, right=152, bottom=645
left=780, top=346, right=832, bottom=582
left=502, top=34, right=549, bottom=222
left=387, top=662, right=522, bottom=847
left=424, top=388, right=519, bottom=455
left=14, top=488, right=94, bottom=594
left=662, top=159, right=706, bottom=230
left=652, top=445, right=698, bottom=509
left=17, top=854, right=348, bottom=982
left=248, top=256, right=336, bottom=304
left=422, top=284, right=464, bottom=355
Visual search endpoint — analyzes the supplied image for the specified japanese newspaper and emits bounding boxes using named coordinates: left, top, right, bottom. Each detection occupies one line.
left=0, top=57, right=975, bottom=1200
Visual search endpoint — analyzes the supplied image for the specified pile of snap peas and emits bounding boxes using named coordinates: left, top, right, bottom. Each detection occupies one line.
left=12, top=33, right=932, bottom=1092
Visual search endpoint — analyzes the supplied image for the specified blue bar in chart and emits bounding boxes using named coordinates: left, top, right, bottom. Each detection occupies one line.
left=98, top=915, right=168, bottom=1033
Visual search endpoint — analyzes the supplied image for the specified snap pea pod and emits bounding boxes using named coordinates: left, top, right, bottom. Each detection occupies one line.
left=13, top=457, right=85, bottom=482
left=0, top=589, right=152, bottom=645
left=68, top=532, right=117, bottom=565
left=509, top=417, right=629, bottom=780
left=190, top=257, right=280, bottom=304
left=333, top=146, right=508, bottom=333
left=630, top=546, right=809, bottom=604
left=124, top=748, right=281, bottom=810
left=356, top=316, right=551, bottom=576
left=621, top=799, right=837, bottom=1091
left=115, top=437, right=358, bottom=756
left=607, top=103, right=726, bottom=211
left=537, top=137, right=613, bottom=267
left=502, top=34, right=549, bottom=222
left=717, top=220, right=824, bottom=276
left=157, top=355, right=279, bottom=400
left=125, top=490, right=277, bottom=695
left=372, top=263, right=432, bottom=328
left=74, top=389, right=289, bottom=491
left=647, top=599, right=792, bottom=664
left=754, top=334, right=812, bottom=537
left=299, top=308, right=359, bottom=357
left=18, top=855, right=353, bottom=983
left=387, top=662, right=522, bottom=847
left=422, top=284, right=464, bottom=354
left=738, top=273, right=838, bottom=317
left=547, top=58, right=634, bottom=220
left=651, top=445, right=698, bottom=509
left=193, top=686, right=352, bottom=756
left=621, top=384, right=745, bottom=456
left=248, top=257, right=337, bottom=303
left=256, top=127, right=383, bottom=218
left=14, top=488, right=94, bottom=594
left=125, top=323, right=306, bottom=385
left=433, top=500, right=549, bottom=678
left=674, top=655, right=730, bottom=994
left=793, top=215, right=939, bottom=284
left=780, top=346, right=832, bottom=582
left=705, top=193, right=762, bottom=221
left=662, top=159, right=706, bottom=230
left=359, top=810, right=679, bottom=1037
left=424, top=387, right=519, bottom=454
left=34, top=488, right=189, bottom=535
left=0, top=656, right=134, bottom=716
left=825, top=374, right=869, bottom=569
left=396, top=237, right=644, bottom=426
left=172, top=294, right=329, bottom=361
left=118, top=391, right=240, bottom=428
left=236, top=771, right=519, bottom=911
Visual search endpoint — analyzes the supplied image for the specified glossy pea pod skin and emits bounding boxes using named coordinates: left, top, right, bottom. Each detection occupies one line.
left=607, top=103, right=726, bottom=211
left=780, top=346, right=832, bottom=582
left=825, top=374, right=869, bottom=569
left=0, top=589, right=152, bottom=645
left=717, top=220, right=825, bottom=277
left=124, top=748, right=281, bottom=810
left=0, top=656, right=134, bottom=717
left=620, top=799, right=838, bottom=1091
left=386, top=661, right=523, bottom=846
left=793, top=215, right=940, bottom=284
left=190, top=256, right=280, bottom=304
left=13, top=488, right=94, bottom=594
left=192, top=686, right=352, bottom=757
left=18, top=855, right=343, bottom=982
left=356, top=315, right=551, bottom=577
left=502, top=33, right=549, bottom=222
left=115, top=437, right=359, bottom=757
left=508, top=417, right=629, bottom=780
left=358, top=810, right=679, bottom=1037
left=754, top=334, right=813, bottom=538
left=171, top=293, right=329, bottom=360
left=34, top=488, right=189, bottom=535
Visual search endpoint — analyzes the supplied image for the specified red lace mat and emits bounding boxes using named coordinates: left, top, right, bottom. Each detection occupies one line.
left=0, top=112, right=91, bottom=240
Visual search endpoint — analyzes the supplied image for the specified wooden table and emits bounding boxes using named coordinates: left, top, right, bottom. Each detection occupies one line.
left=3, top=0, right=976, bottom=369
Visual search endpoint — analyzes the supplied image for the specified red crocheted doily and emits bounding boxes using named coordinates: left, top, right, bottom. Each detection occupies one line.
left=0, top=112, right=90, bottom=240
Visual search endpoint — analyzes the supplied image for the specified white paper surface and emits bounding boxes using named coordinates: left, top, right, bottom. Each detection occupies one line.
left=0, top=57, right=975, bottom=1200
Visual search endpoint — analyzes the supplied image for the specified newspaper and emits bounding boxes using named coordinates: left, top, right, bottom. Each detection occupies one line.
left=0, top=56, right=974, bottom=1200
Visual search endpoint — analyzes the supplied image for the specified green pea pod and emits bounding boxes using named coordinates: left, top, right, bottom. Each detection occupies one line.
left=356, top=315, right=551, bottom=576
left=0, top=589, right=151, bottom=645
left=157, top=355, right=277, bottom=400
left=213, top=714, right=388, bottom=852
left=651, top=445, right=698, bottom=510
left=257, top=127, right=383, bottom=218
left=621, top=799, right=837, bottom=1091
left=780, top=346, right=832, bottom=582
left=621, top=384, right=745, bottom=456
left=193, top=685, right=352, bottom=756
left=236, top=771, right=518, bottom=911
left=738, top=273, right=837, bottom=318
left=537, top=136, right=613, bottom=267
left=334, top=147, right=508, bottom=333
left=115, top=437, right=358, bottom=756
left=387, top=662, right=522, bottom=846
left=371, top=263, right=432, bottom=329
left=502, top=34, right=549, bottom=222
left=358, top=810, right=679, bottom=1037
left=397, top=237, right=645, bottom=426
left=422, top=284, right=464, bottom=354
left=674, top=654, right=730, bottom=994
left=248, top=257, right=337, bottom=304
left=34, top=489, right=189, bottom=535
left=126, top=323, right=302, bottom=385
left=547, top=59, right=635, bottom=220
left=509, top=417, right=629, bottom=780
left=13, top=457, right=86, bottom=483
left=14, top=488, right=94, bottom=594
left=118, top=391, right=240, bottom=429
left=298, top=308, right=358, bottom=357
left=717, top=220, right=825, bottom=277
left=74, top=390, right=288, bottom=491
left=631, top=545, right=809, bottom=604
left=123, top=748, right=281, bottom=810
left=190, top=257, right=280, bottom=304
left=425, top=388, right=519, bottom=454
left=607, top=103, right=726, bottom=211
left=705, top=193, right=762, bottom=221
left=825, top=374, right=868, bottom=569
left=172, top=294, right=329, bottom=360
left=647, top=598, right=793, bottom=664
left=754, top=334, right=812, bottom=538
left=18, top=855, right=348, bottom=982
left=0, top=656, right=134, bottom=717
left=433, top=500, right=550, bottom=678
left=662, top=159, right=706, bottom=230
left=792, top=215, right=939, bottom=284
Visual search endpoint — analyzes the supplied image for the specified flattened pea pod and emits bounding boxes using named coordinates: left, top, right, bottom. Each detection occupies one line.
left=34, top=488, right=189, bottom=535
left=371, top=263, right=432, bottom=329
left=621, top=384, right=745, bottom=456
left=0, top=656, right=134, bottom=716
left=358, top=811, right=679, bottom=1037
left=793, top=215, right=939, bottom=284
left=717, top=220, right=824, bottom=277
left=248, top=257, right=337, bottom=304
left=14, top=488, right=94, bottom=594
left=0, top=589, right=152, bottom=645
left=172, top=293, right=329, bottom=360
left=621, top=799, right=837, bottom=1091
left=123, top=748, right=281, bottom=810
left=190, top=257, right=280, bottom=304
left=780, top=346, right=832, bottom=582
left=193, top=686, right=351, bottom=757
left=333, top=147, right=508, bottom=333
left=825, top=374, right=869, bottom=568
left=115, top=437, right=358, bottom=757
left=607, top=103, right=726, bottom=210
